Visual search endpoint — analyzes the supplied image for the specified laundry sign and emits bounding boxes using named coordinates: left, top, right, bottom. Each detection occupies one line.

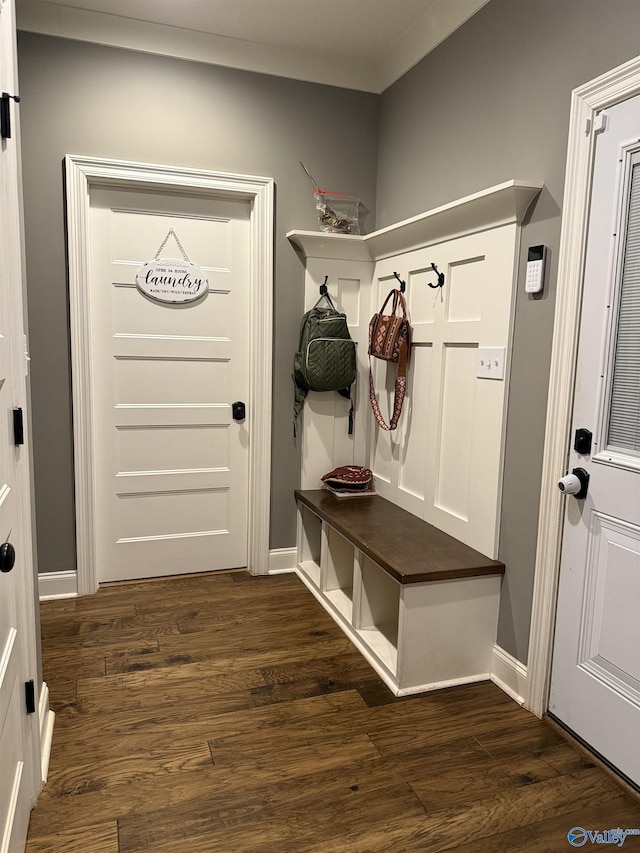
left=135, top=228, right=209, bottom=304
left=135, top=258, right=209, bottom=304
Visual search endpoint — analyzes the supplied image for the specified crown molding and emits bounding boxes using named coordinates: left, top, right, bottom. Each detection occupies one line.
left=17, top=0, right=488, bottom=93
left=374, top=0, right=490, bottom=91
left=16, top=0, right=381, bottom=92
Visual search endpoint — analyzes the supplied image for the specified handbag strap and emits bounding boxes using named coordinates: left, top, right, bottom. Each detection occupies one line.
left=377, top=287, right=408, bottom=320
left=368, top=338, right=409, bottom=431
left=379, top=288, right=400, bottom=316
left=395, top=289, right=408, bottom=321
left=369, top=289, right=411, bottom=430
left=378, top=289, right=396, bottom=315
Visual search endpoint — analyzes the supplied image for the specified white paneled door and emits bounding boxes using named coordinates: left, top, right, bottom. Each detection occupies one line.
left=0, top=266, right=32, bottom=853
left=550, top=95, right=640, bottom=787
left=0, top=0, right=40, bottom=848
left=89, top=188, right=251, bottom=582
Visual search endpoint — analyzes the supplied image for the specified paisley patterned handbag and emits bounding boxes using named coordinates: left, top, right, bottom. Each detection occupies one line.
left=368, top=289, right=411, bottom=431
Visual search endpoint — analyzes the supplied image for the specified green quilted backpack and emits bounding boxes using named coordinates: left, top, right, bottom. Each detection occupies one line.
left=293, top=287, right=357, bottom=436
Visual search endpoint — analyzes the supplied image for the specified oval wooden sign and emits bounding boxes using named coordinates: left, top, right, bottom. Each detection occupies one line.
left=135, top=258, right=209, bottom=304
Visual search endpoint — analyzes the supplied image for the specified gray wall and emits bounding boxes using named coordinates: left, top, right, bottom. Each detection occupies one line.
left=376, top=0, right=640, bottom=662
left=19, top=1, right=640, bottom=666
left=17, top=34, right=378, bottom=574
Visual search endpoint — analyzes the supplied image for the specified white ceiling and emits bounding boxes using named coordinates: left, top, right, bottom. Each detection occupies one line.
left=16, top=0, right=490, bottom=92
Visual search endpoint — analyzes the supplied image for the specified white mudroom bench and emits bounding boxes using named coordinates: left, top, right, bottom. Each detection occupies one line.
left=295, top=489, right=505, bottom=696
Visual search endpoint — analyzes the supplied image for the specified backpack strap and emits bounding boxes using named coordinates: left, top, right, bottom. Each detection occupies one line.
left=314, top=292, right=336, bottom=311
left=293, top=375, right=307, bottom=438
left=337, top=386, right=355, bottom=435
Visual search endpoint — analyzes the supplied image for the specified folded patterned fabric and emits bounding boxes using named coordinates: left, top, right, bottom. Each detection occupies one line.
left=321, top=466, right=373, bottom=491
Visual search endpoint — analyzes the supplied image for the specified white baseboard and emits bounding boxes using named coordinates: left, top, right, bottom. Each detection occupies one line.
left=491, top=644, right=528, bottom=706
left=38, top=682, right=55, bottom=785
left=38, top=570, right=78, bottom=601
left=268, top=547, right=297, bottom=574
left=40, top=558, right=296, bottom=594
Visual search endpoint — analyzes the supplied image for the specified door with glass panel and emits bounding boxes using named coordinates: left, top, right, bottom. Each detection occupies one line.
left=550, top=94, right=640, bottom=788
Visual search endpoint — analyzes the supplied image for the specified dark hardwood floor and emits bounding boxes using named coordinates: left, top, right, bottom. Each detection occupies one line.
left=27, top=571, right=640, bottom=852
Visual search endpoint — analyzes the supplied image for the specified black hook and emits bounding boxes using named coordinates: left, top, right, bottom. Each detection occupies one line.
left=426, top=263, right=445, bottom=289
left=393, top=271, right=406, bottom=293
left=319, top=275, right=329, bottom=296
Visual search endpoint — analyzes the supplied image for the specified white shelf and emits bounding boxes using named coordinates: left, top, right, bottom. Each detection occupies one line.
left=297, top=503, right=323, bottom=589
left=358, top=552, right=401, bottom=640
left=325, top=587, right=353, bottom=622
left=286, top=230, right=370, bottom=262
left=358, top=625, right=398, bottom=674
left=298, top=559, right=321, bottom=588
left=287, top=179, right=543, bottom=263
left=324, top=526, right=355, bottom=596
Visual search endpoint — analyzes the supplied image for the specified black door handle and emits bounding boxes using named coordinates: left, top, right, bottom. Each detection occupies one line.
left=232, top=401, right=246, bottom=421
left=13, top=408, right=24, bottom=446
left=0, top=542, right=16, bottom=573
left=1, top=92, right=21, bottom=140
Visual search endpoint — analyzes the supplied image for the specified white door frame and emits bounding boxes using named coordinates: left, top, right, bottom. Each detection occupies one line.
left=65, top=155, right=274, bottom=594
left=527, top=55, right=640, bottom=717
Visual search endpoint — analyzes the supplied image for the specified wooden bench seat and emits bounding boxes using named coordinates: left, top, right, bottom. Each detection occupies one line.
left=295, top=489, right=504, bottom=585
left=294, top=489, right=506, bottom=695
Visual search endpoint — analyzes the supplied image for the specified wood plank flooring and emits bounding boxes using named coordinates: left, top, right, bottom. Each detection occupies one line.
left=28, top=571, right=640, bottom=852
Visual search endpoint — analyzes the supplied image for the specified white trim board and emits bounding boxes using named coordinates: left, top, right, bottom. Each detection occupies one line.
left=39, top=551, right=295, bottom=600
left=491, top=645, right=528, bottom=707
left=65, top=155, right=274, bottom=593
left=268, top=548, right=297, bottom=575
left=526, top=54, right=640, bottom=718
left=38, top=570, right=78, bottom=601
left=38, top=683, right=55, bottom=785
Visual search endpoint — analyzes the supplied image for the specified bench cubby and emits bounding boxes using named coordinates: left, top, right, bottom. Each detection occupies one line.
left=296, top=499, right=322, bottom=588
left=295, top=489, right=505, bottom=696
left=323, top=526, right=355, bottom=622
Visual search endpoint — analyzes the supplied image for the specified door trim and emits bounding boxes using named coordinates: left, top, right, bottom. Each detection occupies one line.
left=65, top=155, right=274, bottom=594
left=527, top=54, right=640, bottom=717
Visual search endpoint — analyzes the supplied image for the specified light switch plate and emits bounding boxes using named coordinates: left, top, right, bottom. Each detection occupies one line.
left=476, top=347, right=506, bottom=380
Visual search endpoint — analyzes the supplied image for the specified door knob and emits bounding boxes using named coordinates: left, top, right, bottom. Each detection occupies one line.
left=0, top=542, right=16, bottom=573
left=558, top=468, right=590, bottom=500
left=232, top=401, right=246, bottom=421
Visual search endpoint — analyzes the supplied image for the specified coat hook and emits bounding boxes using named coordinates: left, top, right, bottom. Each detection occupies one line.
left=426, top=263, right=445, bottom=289
left=319, top=275, right=329, bottom=296
left=393, top=271, right=406, bottom=293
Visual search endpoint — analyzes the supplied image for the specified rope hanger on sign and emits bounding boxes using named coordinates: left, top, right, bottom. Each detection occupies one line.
left=154, top=228, right=191, bottom=261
